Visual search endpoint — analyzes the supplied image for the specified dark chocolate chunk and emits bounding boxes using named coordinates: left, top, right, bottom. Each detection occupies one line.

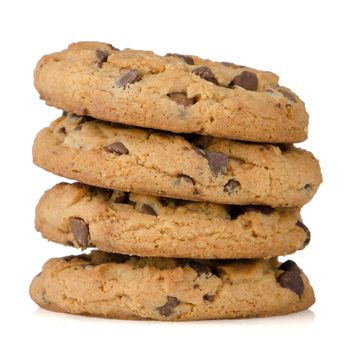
left=277, top=260, right=304, bottom=298
left=195, top=148, right=229, bottom=176
left=69, top=218, right=90, bottom=248
left=192, top=66, right=218, bottom=85
left=140, top=204, right=157, bottom=216
left=223, top=179, right=241, bottom=193
left=156, top=296, right=181, bottom=316
left=58, top=127, right=66, bottom=134
left=105, top=142, right=129, bottom=156
left=168, top=92, right=196, bottom=107
left=96, top=50, right=109, bottom=67
left=115, top=69, right=142, bottom=87
left=279, top=260, right=301, bottom=274
left=203, top=294, right=215, bottom=302
left=229, top=71, right=258, bottom=91
left=296, top=221, right=311, bottom=247
left=165, top=53, right=194, bottom=65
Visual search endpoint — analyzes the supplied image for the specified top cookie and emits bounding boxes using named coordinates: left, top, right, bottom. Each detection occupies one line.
left=34, top=41, right=308, bottom=143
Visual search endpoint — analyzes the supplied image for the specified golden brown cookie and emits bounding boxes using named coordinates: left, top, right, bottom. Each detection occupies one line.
left=36, top=182, right=310, bottom=259
left=34, top=41, right=308, bottom=143
left=30, top=251, right=315, bottom=321
left=32, top=113, right=322, bottom=207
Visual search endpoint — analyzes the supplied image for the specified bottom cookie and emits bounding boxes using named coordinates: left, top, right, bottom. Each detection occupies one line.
left=30, top=251, right=314, bottom=321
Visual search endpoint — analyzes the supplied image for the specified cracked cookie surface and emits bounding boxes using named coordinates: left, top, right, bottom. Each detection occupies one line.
left=36, top=182, right=310, bottom=259
left=33, top=113, right=322, bottom=207
left=34, top=41, right=308, bottom=143
left=29, top=251, right=315, bottom=320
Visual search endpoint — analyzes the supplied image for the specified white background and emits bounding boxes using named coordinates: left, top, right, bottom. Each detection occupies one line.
left=1, top=0, right=349, bottom=348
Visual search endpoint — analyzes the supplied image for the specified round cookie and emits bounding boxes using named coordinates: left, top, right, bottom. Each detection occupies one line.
left=30, top=251, right=315, bottom=321
left=35, top=182, right=310, bottom=259
left=34, top=41, right=308, bottom=143
left=32, top=113, right=322, bottom=207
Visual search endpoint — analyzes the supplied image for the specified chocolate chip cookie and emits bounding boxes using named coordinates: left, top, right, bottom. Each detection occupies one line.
left=30, top=251, right=314, bottom=320
left=32, top=113, right=322, bottom=207
left=36, top=182, right=310, bottom=259
left=34, top=41, right=308, bottom=143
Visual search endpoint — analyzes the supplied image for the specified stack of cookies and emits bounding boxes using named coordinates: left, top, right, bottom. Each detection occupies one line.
left=30, top=42, right=322, bottom=320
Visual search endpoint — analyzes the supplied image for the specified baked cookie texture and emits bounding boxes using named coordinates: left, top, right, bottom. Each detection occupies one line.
left=29, top=251, right=315, bottom=321
left=32, top=114, right=322, bottom=207
left=34, top=41, right=308, bottom=143
left=35, top=182, right=310, bottom=259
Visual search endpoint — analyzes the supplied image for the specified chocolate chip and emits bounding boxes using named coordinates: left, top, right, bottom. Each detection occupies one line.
left=224, top=179, right=240, bottom=193
left=105, top=142, right=129, bottom=156
left=177, top=174, right=195, bottom=185
left=69, top=218, right=90, bottom=248
left=277, top=260, right=304, bottom=298
left=221, top=61, right=238, bottom=68
left=229, top=71, right=258, bottom=91
left=296, top=221, right=311, bottom=247
left=115, top=69, right=142, bottom=87
left=193, top=283, right=200, bottom=289
left=189, top=261, right=219, bottom=277
left=156, top=296, right=180, bottom=316
left=277, top=88, right=297, bottom=102
left=279, top=260, right=301, bottom=274
left=140, top=204, right=157, bottom=216
left=168, top=93, right=196, bottom=107
left=66, top=240, right=74, bottom=247
left=303, top=184, right=312, bottom=191
left=192, top=66, right=218, bottom=85
left=96, top=50, right=109, bottom=67
left=203, top=294, right=215, bottom=302
left=165, top=53, right=194, bottom=65
left=58, top=127, right=66, bottom=134
left=195, top=148, right=229, bottom=176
